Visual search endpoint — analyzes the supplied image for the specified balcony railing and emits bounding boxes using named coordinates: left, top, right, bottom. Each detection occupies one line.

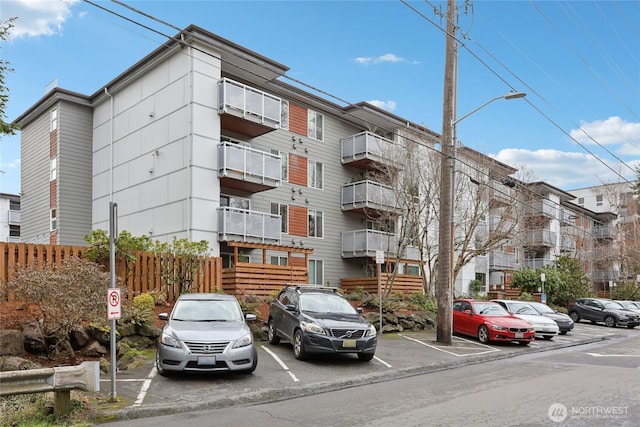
left=8, top=210, right=21, bottom=224
left=489, top=180, right=514, bottom=206
left=523, top=230, right=556, bottom=247
left=524, top=199, right=556, bottom=218
left=489, top=251, right=517, bottom=270
left=522, top=257, right=553, bottom=269
left=217, top=207, right=281, bottom=244
left=594, top=225, right=614, bottom=239
left=218, top=78, right=281, bottom=136
left=559, top=235, right=577, bottom=252
left=341, top=131, right=405, bottom=170
left=341, top=180, right=399, bottom=214
left=218, top=142, right=281, bottom=192
left=341, top=229, right=420, bottom=260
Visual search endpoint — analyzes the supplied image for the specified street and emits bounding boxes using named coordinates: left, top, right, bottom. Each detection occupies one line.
left=100, top=323, right=639, bottom=426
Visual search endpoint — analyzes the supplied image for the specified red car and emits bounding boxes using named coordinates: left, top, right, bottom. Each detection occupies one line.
left=453, top=299, right=535, bottom=345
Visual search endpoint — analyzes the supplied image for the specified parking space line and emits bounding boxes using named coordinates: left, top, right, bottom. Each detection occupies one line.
left=261, top=345, right=299, bottom=382
left=398, top=334, right=501, bottom=357
left=132, top=366, right=157, bottom=407
left=373, top=355, right=392, bottom=368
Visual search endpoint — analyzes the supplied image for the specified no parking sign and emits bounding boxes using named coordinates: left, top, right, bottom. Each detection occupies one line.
left=108, top=288, right=121, bottom=320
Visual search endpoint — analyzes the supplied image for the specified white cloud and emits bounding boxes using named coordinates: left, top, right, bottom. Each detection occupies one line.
left=570, top=116, right=640, bottom=146
left=0, top=157, right=21, bottom=170
left=353, top=53, right=407, bottom=65
left=491, top=148, right=631, bottom=189
left=1, top=0, right=80, bottom=39
left=366, top=100, right=396, bottom=112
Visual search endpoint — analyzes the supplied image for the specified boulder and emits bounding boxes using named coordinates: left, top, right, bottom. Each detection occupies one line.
left=69, top=327, right=91, bottom=350
left=83, top=341, right=108, bottom=357
left=21, top=321, right=47, bottom=355
left=0, top=330, right=24, bottom=356
left=0, top=355, right=43, bottom=371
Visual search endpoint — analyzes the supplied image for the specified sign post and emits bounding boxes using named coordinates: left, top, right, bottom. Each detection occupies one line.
left=108, top=202, right=118, bottom=400
left=376, top=250, right=384, bottom=334
left=540, top=273, right=546, bottom=304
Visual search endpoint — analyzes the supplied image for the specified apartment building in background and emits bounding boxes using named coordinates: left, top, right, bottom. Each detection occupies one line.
left=14, top=24, right=632, bottom=295
left=0, top=193, right=21, bottom=243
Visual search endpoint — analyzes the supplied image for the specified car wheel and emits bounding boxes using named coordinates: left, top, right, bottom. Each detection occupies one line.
left=243, top=347, right=258, bottom=374
left=559, top=331, right=568, bottom=335
left=293, top=329, right=307, bottom=360
left=543, top=335, right=553, bottom=340
left=477, top=325, right=490, bottom=344
left=604, top=315, right=616, bottom=328
left=520, top=341, right=530, bottom=346
left=155, top=350, right=169, bottom=377
left=358, top=352, right=375, bottom=362
left=627, top=325, right=637, bottom=329
left=569, top=311, right=580, bottom=323
left=267, top=319, right=280, bottom=345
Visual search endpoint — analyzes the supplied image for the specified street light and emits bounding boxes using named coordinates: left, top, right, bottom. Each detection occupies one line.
left=436, top=91, right=527, bottom=345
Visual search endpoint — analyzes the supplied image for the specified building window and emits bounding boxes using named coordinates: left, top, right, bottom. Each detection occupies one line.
left=596, top=195, right=603, bottom=207
left=366, top=219, right=396, bottom=233
left=221, top=195, right=250, bottom=209
left=308, top=160, right=323, bottom=189
left=270, top=255, right=288, bottom=266
left=280, top=100, right=289, bottom=130
left=307, top=110, right=323, bottom=140
left=9, top=200, right=20, bottom=211
left=50, top=209, right=57, bottom=231
left=50, top=158, right=57, bottom=181
left=50, top=108, right=58, bottom=131
left=308, top=259, right=324, bottom=285
left=9, top=225, right=20, bottom=238
left=577, top=197, right=584, bottom=205
left=272, top=149, right=288, bottom=182
left=271, top=203, right=288, bottom=233
left=308, top=209, right=323, bottom=238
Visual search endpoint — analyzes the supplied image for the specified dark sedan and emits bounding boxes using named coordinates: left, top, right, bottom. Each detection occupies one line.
left=527, top=301, right=574, bottom=335
left=267, top=285, right=377, bottom=361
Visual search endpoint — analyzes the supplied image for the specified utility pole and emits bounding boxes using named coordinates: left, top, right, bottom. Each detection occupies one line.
left=436, top=0, right=457, bottom=345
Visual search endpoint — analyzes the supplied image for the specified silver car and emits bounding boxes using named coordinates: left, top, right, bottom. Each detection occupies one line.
left=156, top=293, right=257, bottom=375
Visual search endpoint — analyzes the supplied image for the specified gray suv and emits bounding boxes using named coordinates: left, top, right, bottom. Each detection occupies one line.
left=568, top=298, right=640, bottom=328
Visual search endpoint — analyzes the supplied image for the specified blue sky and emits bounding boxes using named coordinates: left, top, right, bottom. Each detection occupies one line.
left=1, top=0, right=638, bottom=196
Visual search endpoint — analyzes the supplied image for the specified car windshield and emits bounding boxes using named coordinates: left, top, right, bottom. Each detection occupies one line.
left=621, top=301, right=640, bottom=310
left=171, top=299, right=243, bottom=321
left=473, top=302, right=509, bottom=316
left=602, top=300, right=624, bottom=310
left=529, top=302, right=554, bottom=314
left=300, top=293, right=357, bottom=314
left=509, top=302, right=539, bottom=315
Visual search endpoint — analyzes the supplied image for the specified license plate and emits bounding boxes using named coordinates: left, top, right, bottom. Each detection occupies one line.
left=342, top=339, right=356, bottom=348
left=514, top=332, right=524, bottom=339
left=198, top=356, right=216, bottom=365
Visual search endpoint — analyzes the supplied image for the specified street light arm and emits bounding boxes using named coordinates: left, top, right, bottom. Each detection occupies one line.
left=452, top=92, right=526, bottom=126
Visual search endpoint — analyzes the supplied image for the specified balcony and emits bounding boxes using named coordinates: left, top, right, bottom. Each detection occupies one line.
left=341, top=131, right=405, bottom=171
left=594, top=225, right=614, bottom=239
left=217, top=207, right=281, bottom=244
left=218, top=78, right=281, bottom=137
left=341, top=229, right=420, bottom=260
left=558, top=234, right=577, bottom=252
left=524, top=199, right=556, bottom=218
left=522, top=257, right=553, bottom=269
left=523, top=230, right=556, bottom=247
left=341, top=180, right=400, bottom=216
left=489, top=251, right=517, bottom=270
left=8, top=210, right=21, bottom=224
left=489, top=180, right=514, bottom=207
left=218, top=142, right=281, bottom=192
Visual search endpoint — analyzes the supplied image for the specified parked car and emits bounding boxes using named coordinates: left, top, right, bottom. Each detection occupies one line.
left=491, top=299, right=560, bottom=340
left=452, top=299, right=535, bottom=345
left=267, top=285, right=377, bottom=361
left=527, top=301, right=574, bottom=335
left=156, top=293, right=258, bottom=376
left=568, top=298, right=640, bottom=328
left=615, top=300, right=640, bottom=315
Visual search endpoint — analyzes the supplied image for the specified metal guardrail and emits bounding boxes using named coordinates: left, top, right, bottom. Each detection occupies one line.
left=0, top=361, right=100, bottom=417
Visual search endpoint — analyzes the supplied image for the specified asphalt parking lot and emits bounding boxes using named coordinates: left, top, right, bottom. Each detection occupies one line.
left=99, top=321, right=637, bottom=420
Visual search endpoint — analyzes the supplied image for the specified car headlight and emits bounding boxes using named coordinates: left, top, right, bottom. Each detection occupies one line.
left=232, top=333, right=253, bottom=349
left=528, top=327, right=535, bottom=332
left=489, top=324, right=506, bottom=331
left=303, top=322, right=326, bottom=335
left=368, top=324, right=377, bottom=337
left=160, top=333, right=181, bottom=348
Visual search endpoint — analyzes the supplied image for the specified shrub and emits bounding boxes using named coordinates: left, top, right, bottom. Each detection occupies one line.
left=131, top=293, right=155, bottom=325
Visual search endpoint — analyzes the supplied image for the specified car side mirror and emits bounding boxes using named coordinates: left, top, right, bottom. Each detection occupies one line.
left=245, top=313, right=257, bottom=322
left=463, top=309, right=473, bottom=315
left=159, top=313, right=168, bottom=321
left=285, top=304, right=297, bottom=312
left=356, top=307, right=363, bottom=314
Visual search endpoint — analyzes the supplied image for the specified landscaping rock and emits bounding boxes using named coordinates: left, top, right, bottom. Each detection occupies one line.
left=21, top=321, right=47, bottom=355
left=0, top=355, right=42, bottom=371
left=0, top=330, right=24, bottom=356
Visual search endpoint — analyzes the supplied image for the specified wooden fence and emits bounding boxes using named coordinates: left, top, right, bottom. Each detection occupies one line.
left=0, top=242, right=222, bottom=302
left=340, top=274, right=424, bottom=295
